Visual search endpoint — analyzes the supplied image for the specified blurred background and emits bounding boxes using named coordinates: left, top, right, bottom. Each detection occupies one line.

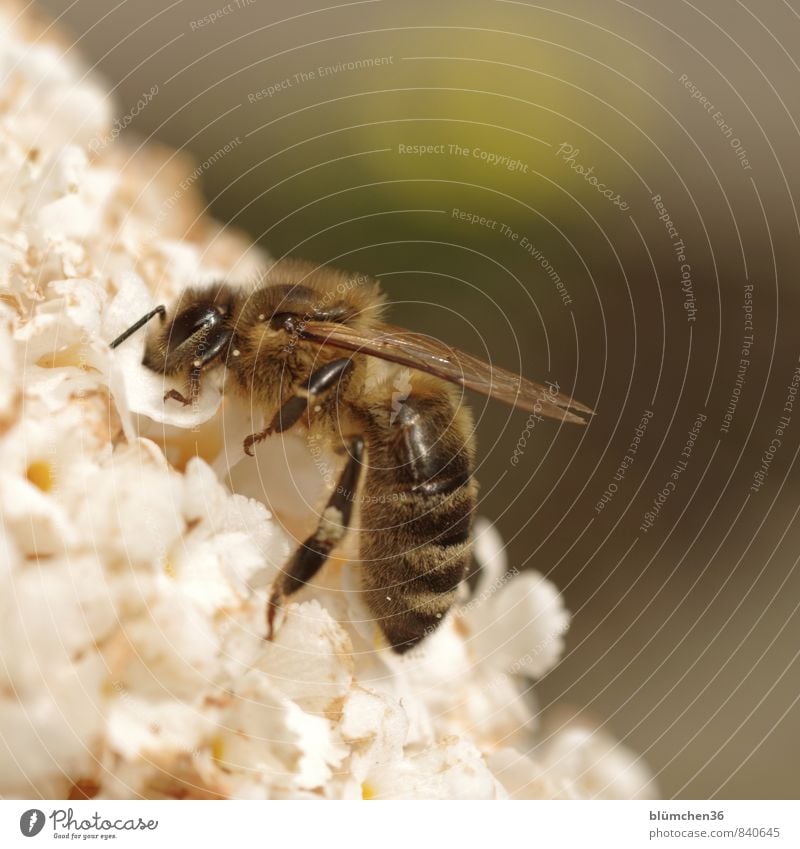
left=37, top=0, right=800, bottom=798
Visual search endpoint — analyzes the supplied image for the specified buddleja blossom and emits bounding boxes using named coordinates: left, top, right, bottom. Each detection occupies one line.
left=0, top=3, right=655, bottom=800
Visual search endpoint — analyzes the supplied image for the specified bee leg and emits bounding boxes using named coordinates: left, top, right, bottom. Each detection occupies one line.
left=164, top=367, right=202, bottom=407
left=267, top=434, right=364, bottom=639
left=244, top=358, right=353, bottom=456
left=163, top=388, right=191, bottom=406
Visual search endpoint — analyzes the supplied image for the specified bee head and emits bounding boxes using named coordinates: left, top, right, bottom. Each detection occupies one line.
left=110, top=286, right=236, bottom=377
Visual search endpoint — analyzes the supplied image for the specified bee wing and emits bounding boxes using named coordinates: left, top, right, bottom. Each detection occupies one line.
left=296, top=320, right=593, bottom=423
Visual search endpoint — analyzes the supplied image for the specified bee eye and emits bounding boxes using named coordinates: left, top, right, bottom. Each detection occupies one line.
left=167, top=304, right=221, bottom=351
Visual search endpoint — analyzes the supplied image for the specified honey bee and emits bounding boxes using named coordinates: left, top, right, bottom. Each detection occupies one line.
left=111, top=259, right=592, bottom=653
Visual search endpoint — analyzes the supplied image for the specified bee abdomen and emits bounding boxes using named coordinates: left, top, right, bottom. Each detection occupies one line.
left=360, top=466, right=478, bottom=654
left=361, top=534, right=475, bottom=653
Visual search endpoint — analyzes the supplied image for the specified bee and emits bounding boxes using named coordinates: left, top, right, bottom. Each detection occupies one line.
left=110, top=259, right=592, bottom=653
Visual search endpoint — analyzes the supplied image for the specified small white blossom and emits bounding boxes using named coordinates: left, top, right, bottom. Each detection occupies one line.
left=364, top=737, right=507, bottom=800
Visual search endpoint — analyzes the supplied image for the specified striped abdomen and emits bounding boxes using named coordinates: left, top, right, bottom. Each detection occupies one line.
left=357, top=381, right=478, bottom=653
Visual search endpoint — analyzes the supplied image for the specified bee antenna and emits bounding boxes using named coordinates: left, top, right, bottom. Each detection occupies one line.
left=109, top=305, right=167, bottom=349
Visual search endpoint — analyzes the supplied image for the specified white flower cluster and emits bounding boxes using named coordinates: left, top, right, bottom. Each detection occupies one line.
left=0, top=6, right=655, bottom=799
